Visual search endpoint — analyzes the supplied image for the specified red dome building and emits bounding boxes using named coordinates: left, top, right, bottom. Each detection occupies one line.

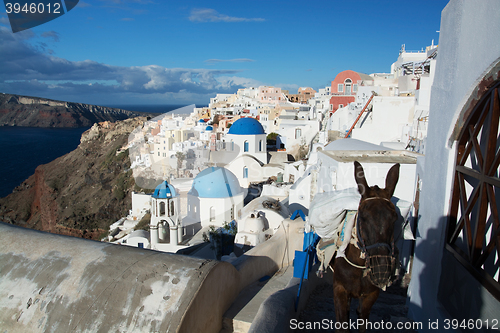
left=329, top=70, right=373, bottom=114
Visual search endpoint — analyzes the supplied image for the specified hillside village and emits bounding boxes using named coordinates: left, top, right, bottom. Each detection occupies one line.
left=1, top=1, right=499, bottom=331
left=108, top=42, right=436, bottom=256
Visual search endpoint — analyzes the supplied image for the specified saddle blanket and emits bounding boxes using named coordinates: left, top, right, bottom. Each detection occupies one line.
left=306, top=188, right=361, bottom=239
left=306, top=188, right=415, bottom=277
left=315, top=210, right=357, bottom=275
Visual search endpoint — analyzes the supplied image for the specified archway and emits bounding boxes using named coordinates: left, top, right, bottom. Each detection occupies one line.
left=437, top=64, right=500, bottom=323
left=445, top=80, right=500, bottom=297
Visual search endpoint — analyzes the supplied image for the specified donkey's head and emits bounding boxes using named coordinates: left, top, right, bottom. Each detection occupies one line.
left=353, top=161, right=401, bottom=289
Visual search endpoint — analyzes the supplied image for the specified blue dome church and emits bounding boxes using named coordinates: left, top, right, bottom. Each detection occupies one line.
left=225, top=117, right=267, bottom=163
left=149, top=180, right=182, bottom=249
left=187, top=167, right=245, bottom=228
left=221, top=117, right=282, bottom=189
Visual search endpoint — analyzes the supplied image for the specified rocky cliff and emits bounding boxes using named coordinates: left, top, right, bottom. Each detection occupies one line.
left=0, top=93, right=150, bottom=127
left=0, top=117, right=149, bottom=239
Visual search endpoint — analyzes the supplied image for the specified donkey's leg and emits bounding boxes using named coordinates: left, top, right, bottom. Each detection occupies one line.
left=356, top=289, right=380, bottom=333
left=333, top=283, right=351, bottom=333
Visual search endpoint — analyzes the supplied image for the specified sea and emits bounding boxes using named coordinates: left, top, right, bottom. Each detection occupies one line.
left=107, top=104, right=193, bottom=115
left=0, top=104, right=199, bottom=198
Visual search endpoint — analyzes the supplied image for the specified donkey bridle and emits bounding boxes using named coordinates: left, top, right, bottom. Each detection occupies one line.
left=348, top=196, right=398, bottom=290
left=356, top=197, right=396, bottom=258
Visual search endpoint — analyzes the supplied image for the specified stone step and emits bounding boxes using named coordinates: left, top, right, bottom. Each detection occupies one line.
left=221, top=267, right=295, bottom=333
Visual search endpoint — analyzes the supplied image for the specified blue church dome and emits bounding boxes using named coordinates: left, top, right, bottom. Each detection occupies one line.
left=205, top=125, right=213, bottom=131
left=198, top=119, right=206, bottom=123
left=188, top=167, right=242, bottom=198
left=153, top=181, right=177, bottom=199
left=227, top=117, right=265, bottom=135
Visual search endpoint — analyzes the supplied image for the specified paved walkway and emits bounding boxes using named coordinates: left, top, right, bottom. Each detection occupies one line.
left=294, top=282, right=417, bottom=333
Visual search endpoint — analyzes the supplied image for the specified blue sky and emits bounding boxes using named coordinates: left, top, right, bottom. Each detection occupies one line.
left=0, top=0, right=449, bottom=107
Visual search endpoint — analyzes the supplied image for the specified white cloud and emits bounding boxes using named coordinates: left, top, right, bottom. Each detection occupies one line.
left=189, top=8, right=265, bottom=23
left=0, top=14, right=9, bottom=26
left=0, top=27, right=254, bottom=103
left=41, top=31, right=60, bottom=42
left=274, top=83, right=300, bottom=92
left=216, top=76, right=262, bottom=89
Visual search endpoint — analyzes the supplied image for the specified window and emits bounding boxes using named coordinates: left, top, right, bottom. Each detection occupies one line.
left=243, top=167, right=248, bottom=178
left=210, top=206, right=216, bottom=221
left=353, top=84, right=358, bottom=92
left=159, top=202, right=165, bottom=216
left=345, top=78, right=352, bottom=95
left=295, top=128, right=302, bottom=139
left=170, top=201, right=174, bottom=215
left=244, top=141, right=249, bottom=152
left=339, top=104, right=344, bottom=108
left=259, top=140, right=262, bottom=151
left=338, top=84, right=344, bottom=92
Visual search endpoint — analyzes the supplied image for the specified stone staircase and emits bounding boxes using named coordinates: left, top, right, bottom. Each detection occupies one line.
left=221, top=267, right=294, bottom=333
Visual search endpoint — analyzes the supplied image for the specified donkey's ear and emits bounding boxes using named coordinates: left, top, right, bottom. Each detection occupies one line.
left=354, top=161, right=369, bottom=196
left=385, top=163, right=400, bottom=198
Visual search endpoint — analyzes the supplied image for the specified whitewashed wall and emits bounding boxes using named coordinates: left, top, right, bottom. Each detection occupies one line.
left=408, top=0, right=500, bottom=326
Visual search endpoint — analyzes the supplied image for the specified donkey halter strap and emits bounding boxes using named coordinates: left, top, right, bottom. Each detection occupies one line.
left=343, top=196, right=395, bottom=270
left=357, top=196, right=395, bottom=255
left=360, top=196, right=393, bottom=205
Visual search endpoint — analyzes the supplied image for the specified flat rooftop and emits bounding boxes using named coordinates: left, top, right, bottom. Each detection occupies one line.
left=322, top=138, right=421, bottom=164
left=320, top=149, right=420, bottom=164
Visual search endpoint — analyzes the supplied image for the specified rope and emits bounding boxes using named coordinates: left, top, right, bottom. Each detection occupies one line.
left=343, top=255, right=366, bottom=269
left=359, top=196, right=393, bottom=205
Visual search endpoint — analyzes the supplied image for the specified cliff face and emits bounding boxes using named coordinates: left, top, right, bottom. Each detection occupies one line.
left=0, top=117, right=148, bottom=239
left=0, top=93, right=150, bottom=127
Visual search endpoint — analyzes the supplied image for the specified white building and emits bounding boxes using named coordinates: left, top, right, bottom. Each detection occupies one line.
left=235, top=196, right=290, bottom=248
left=350, top=95, right=416, bottom=145
left=126, top=230, right=150, bottom=249
left=325, top=43, right=437, bottom=152
left=207, top=117, right=285, bottom=188
left=276, top=118, right=320, bottom=159
left=407, top=0, right=500, bottom=326
left=288, top=138, right=419, bottom=214
left=224, top=117, right=268, bottom=164
left=186, top=167, right=245, bottom=229
left=225, top=154, right=284, bottom=188
left=149, top=180, right=183, bottom=251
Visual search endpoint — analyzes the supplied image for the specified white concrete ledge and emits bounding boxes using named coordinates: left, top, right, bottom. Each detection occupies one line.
left=0, top=222, right=239, bottom=333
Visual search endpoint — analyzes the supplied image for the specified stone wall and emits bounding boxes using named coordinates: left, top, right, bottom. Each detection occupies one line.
left=0, top=222, right=239, bottom=332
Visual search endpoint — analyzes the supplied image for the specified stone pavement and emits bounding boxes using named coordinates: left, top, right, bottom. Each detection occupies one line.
left=294, top=282, right=417, bottom=333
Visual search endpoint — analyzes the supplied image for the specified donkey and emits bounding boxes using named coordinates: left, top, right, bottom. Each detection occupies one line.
left=331, top=161, right=400, bottom=332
